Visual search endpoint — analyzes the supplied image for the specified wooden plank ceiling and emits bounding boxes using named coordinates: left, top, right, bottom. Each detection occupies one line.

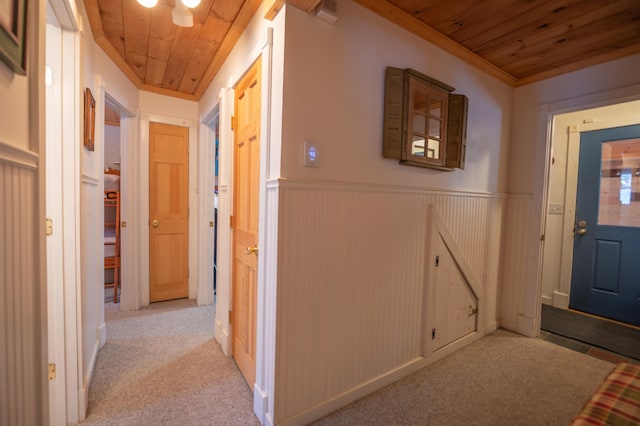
left=84, top=0, right=640, bottom=100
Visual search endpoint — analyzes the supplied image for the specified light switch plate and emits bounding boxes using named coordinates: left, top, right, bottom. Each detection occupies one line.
left=304, top=140, right=319, bottom=167
left=548, top=204, right=563, bottom=215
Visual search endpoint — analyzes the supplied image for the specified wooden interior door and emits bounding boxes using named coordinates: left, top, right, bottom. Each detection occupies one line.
left=232, top=57, right=261, bottom=387
left=149, top=122, right=189, bottom=303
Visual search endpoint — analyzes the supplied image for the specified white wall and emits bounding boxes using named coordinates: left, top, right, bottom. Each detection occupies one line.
left=104, top=125, right=120, bottom=168
left=281, top=1, right=512, bottom=193
left=0, top=0, right=46, bottom=424
left=502, top=53, right=640, bottom=335
left=273, top=2, right=511, bottom=424
left=0, top=67, right=29, bottom=150
left=76, top=0, right=140, bottom=414
left=139, top=91, right=198, bottom=118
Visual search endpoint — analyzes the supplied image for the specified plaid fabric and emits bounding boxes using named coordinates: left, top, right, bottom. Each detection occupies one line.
left=572, top=363, right=640, bottom=426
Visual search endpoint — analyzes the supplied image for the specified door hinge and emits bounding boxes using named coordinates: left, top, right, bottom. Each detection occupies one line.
left=435, top=255, right=440, bottom=267
left=46, top=218, right=53, bottom=236
left=48, top=363, right=56, bottom=380
left=188, top=268, right=190, bottom=278
left=230, top=115, right=237, bottom=131
left=431, top=328, right=436, bottom=339
left=230, top=215, right=234, bottom=228
left=228, top=310, right=233, bottom=324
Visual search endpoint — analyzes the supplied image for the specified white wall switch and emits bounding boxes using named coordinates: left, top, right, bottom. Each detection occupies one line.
left=548, top=204, right=563, bottom=215
left=304, top=140, right=319, bottom=167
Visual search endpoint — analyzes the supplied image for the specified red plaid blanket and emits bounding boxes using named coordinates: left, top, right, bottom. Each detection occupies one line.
left=572, top=363, right=640, bottom=426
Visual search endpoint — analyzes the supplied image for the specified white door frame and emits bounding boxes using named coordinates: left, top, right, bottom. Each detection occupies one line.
left=45, top=0, right=82, bottom=423
left=533, top=85, right=640, bottom=335
left=198, top=105, right=219, bottom=307
left=540, top=100, right=640, bottom=309
left=101, top=93, right=137, bottom=311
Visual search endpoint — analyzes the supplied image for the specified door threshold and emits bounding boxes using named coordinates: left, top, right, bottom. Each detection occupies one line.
left=567, top=308, right=640, bottom=331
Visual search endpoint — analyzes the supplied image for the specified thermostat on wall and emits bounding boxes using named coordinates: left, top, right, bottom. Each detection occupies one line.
left=304, top=140, right=319, bottom=167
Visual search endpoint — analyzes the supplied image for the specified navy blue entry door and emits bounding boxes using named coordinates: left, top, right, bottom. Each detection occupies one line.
left=570, top=124, right=640, bottom=327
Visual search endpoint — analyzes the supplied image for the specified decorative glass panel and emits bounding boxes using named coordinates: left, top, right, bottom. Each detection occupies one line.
left=598, top=139, right=640, bottom=227
left=413, top=114, right=426, bottom=134
left=414, top=92, right=427, bottom=112
left=429, top=118, right=441, bottom=138
left=427, top=138, right=440, bottom=159
left=429, top=98, right=442, bottom=118
left=412, top=135, right=425, bottom=156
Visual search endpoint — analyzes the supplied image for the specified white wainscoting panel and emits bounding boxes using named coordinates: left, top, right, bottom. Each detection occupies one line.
left=80, top=174, right=102, bottom=413
left=255, top=180, right=281, bottom=425
left=0, top=153, right=42, bottom=426
left=499, top=194, right=533, bottom=332
left=273, top=180, right=505, bottom=424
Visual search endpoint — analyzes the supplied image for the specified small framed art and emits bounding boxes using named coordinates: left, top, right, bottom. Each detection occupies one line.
left=84, top=88, right=96, bottom=151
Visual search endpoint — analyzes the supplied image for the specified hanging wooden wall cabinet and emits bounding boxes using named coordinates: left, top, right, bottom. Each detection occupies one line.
left=383, top=67, right=468, bottom=171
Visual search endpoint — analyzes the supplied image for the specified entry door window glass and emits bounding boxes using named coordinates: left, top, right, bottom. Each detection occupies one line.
left=599, top=139, right=640, bottom=227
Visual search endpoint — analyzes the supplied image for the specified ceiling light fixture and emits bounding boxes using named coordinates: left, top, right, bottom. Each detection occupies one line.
left=180, top=0, right=201, bottom=8
left=137, top=0, right=158, bottom=8
left=172, top=2, right=193, bottom=27
left=136, top=0, right=200, bottom=27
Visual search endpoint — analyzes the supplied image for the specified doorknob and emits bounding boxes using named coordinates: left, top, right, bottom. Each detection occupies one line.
left=246, top=245, right=258, bottom=255
left=575, top=220, right=587, bottom=235
left=152, top=219, right=159, bottom=228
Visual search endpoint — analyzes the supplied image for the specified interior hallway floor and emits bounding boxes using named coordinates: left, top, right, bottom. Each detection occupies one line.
left=83, top=297, right=617, bottom=425
left=81, top=299, right=260, bottom=425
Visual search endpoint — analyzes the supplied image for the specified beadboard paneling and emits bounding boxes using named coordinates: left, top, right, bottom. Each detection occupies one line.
left=499, top=195, right=533, bottom=331
left=80, top=174, right=102, bottom=409
left=0, top=158, right=41, bottom=426
left=273, top=180, right=505, bottom=423
left=256, top=180, right=281, bottom=424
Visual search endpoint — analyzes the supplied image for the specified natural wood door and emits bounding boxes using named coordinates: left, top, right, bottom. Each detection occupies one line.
left=232, top=57, right=261, bottom=387
left=149, top=122, right=189, bottom=303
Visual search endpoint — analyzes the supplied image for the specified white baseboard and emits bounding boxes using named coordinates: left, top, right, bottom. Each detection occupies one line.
left=99, top=322, right=106, bottom=348
left=215, top=319, right=230, bottom=356
left=499, top=318, right=515, bottom=332
left=552, top=291, right=569, bottom=309
left=484, top=321, right=498, bottom=333
left=516, top=314, right=535, bottom=337
left=279, top=331, right=485, bottom=426
left=541, top=295, right=553, bottom=305
left=264, top=413, right=275, bottom=426
left=79, top=338, right=100, bottom=420
left=253, top=382, right=269, bottom=424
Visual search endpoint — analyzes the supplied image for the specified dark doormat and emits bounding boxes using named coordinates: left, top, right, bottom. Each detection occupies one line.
left=541, top=304, right=640, bottom=361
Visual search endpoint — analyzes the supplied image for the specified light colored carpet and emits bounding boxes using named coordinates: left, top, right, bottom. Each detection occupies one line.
left=314, top=330, right=615, bottom=426
left=84, top=300, right=614, bottom=426
left=82, top=299, right=260, bottom=426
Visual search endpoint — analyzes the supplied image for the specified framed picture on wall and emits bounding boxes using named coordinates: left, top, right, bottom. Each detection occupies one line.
left=0, top=0, right=27, bottom=75
left=84, top=88, right=96, bottom=151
